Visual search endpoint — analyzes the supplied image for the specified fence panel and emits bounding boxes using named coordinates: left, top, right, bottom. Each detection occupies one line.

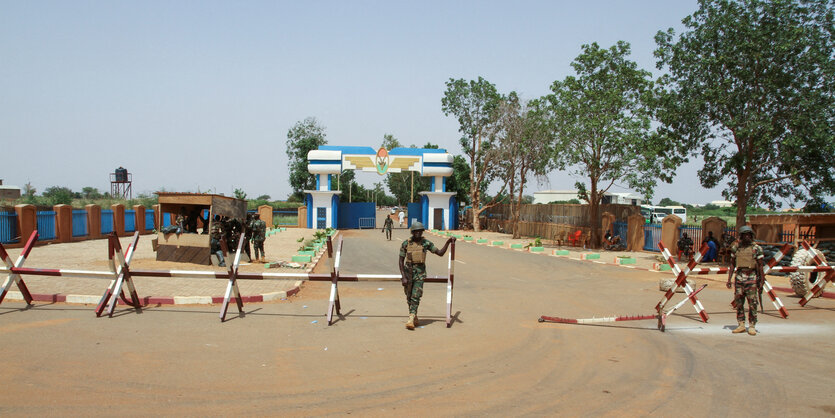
left=613, top=221, right=628, bottom=240
left=273, top=209, right=299, bottom=226
left=72, top=209, right=88, bottom=237
left=145, top=210, right=155, bottom=231
left=37, top=211, right=56, bottom=240
left=125, top=209, right=136, bottom=232
left=101, top=210, right=114, bottom=234
left=0, top=212, right=18, bottom=244
left=643, top=224, right=662, bottom=251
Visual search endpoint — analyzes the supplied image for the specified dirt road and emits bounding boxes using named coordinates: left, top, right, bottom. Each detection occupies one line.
left=1, top=229, right=834, bottom=416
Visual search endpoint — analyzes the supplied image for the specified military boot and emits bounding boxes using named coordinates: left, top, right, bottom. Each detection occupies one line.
left=413, top=315, right=419, bottom=327
left=748, top=324, right=757, bottom=336
left=405, top=314, right=416, bottom=330
left=732, top=321, right=746, bottom=333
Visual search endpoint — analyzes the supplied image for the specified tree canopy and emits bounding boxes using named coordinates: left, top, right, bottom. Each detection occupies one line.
left=655, top=0, right=835, bottom=226
left=286, top=117, right=328, bottom=200
left=545, top=41, right=680, bottom=246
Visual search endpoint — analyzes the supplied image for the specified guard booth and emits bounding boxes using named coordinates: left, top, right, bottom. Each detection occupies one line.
left=155, top=193, right=247, bottom=265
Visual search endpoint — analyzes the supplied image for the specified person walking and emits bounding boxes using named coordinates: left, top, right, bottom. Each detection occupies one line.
left=397, top=210, right=405, bottom=227
left=382, top=214, right=394, bottom=240
left=726, top=225, right=764, bottom=335
left=250, top=213, right=267, bottom=263
left=398, top=222, right=455, bottom=330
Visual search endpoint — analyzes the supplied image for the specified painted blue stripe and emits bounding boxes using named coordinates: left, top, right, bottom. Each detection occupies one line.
left=309, top=160, right=340, bottom=164
left=423, top=162, right=452, bottom=167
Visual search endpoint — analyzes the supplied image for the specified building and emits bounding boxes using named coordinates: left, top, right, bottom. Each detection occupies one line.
left=532, top=189, right=643, bottom=206
left=0, top=180, right=21, bottom=200
left=710, top=200, right=735, bottom=208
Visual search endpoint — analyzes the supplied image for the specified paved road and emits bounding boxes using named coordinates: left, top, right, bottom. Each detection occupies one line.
left=1, top=229, right=834, bottom=416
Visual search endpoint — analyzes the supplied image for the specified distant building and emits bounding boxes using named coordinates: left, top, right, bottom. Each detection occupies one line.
left=0, top=180, right=21, bottom=200
left=710, top=200, right=735, bottom=208
left=532, top=189, right=643, bottom=205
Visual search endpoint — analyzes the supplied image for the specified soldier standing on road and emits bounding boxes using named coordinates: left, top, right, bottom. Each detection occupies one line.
left=398, top=222, right=455, bottom=330
left=250, top=213, right=267, bottom=263
left=242, top=213, right=253, bottom=262
left=210, top=215, right=226, bottom=267
left=382, top=214, right=394, bottom=240
left=726, top=225, right=764, bottom=335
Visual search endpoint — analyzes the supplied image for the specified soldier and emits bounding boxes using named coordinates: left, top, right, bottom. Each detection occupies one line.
left=398, top=222, right=455, bottom=330
left=250, top=213, right=267, bottom=263
left=726, top=225, right=764, bottom=335
left=210, top=215, right=226, bottom=267
left=242, top=213, right=253, bottom=261
left=382, top=213, right=394, bottom=240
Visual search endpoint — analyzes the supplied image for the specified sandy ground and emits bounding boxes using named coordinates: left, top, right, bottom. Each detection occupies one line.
left=1, top=215, right=834, bottom=416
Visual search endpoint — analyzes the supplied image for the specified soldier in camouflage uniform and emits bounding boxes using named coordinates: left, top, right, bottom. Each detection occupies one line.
left=242, top=213, right=253, bottom=261
left=726, top=225, right=764, bottom=335
left=210, top=215, right=226, bottom=267
left=250, top=213, right=267, bottom=263
left=398, top=222, right=455, bottom=330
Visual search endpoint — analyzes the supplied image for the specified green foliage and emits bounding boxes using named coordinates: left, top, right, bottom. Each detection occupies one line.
left=256, top=194, right=271, bottom=201
left=81, top=187, right=103, bottom=200
left=655, top=0, right=835, bottom=226
left=42, top=186, right=74, bottom=205
left=657, top=197, right=681, bottom=206
left=286, top=117, right=328, bottom=200
left=233, top=188, right=247, bottom=200
left=447, top=155, right=472, bottom=205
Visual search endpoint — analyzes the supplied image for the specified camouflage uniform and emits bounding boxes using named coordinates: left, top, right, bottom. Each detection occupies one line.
left=730, top=242, right=764, bottom=324
left=250, top=218, right=267, bottom=259
left=383, top=217, right=393, bottom=240
left=399, top=237, right=438, bottom=315
left=210, top=220, right=225, bottom=266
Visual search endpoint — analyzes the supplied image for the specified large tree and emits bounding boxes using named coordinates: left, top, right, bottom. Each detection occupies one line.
left=493, top=93, right=553, bottom=238
left=286, top=117, right=328, bottom=201
left=442, top=77, right=506, bottom=232
left=546, top=41, right=680, bottom=247
left=655, top=0, right=835, bottom=227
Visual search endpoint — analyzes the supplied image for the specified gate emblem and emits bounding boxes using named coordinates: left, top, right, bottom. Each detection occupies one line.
left=375, top=147, right=390, bottom=175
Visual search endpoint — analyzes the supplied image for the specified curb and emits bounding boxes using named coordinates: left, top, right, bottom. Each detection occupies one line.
left=2, top=232, right=340, bottom=306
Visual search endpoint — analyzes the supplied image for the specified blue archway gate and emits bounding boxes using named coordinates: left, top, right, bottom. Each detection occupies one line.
left=306, top=146, right=456, bottom=230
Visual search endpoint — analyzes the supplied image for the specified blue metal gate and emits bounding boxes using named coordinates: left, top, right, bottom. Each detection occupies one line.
left=337, top=202, right=376, bottom=229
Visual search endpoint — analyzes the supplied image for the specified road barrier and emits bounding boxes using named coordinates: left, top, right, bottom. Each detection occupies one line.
left=0, top=230, right=457, bottom=326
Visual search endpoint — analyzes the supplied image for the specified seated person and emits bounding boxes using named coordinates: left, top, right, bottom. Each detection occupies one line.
left=677, top=232, right=694, bottom=260
left=702, top=231, right=719, bottom=262
left=604, top=229, right=621, bottom=246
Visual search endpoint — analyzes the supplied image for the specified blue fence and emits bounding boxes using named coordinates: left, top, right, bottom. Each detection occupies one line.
left=145, top=210, right=155, bottom=231
left=0, top=212, right=18, bottom=244
left=72, top=210, right=87, bottom=237
left=643, top=224, right=662, bottom=251
left=613, top=221, right=627, bottom=241
left=273, top=209, right=299, bottom=226
left=125, top=210, right=136, bottom=232
left=36, top=211, right=56, bottom=241
left=101, top=210, right=114, bottom=234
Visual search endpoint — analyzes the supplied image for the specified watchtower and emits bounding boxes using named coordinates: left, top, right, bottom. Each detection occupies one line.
left=110, top=166, right=132, bottom=199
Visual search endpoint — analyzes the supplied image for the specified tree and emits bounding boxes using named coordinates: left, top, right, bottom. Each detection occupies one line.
left=655, top=0, right=835, bottom=227
left=545, top=42, right=680, bottom=247
left=81, top=187, right=103, bottom=200
left=42, top=186, right=74, bottom=206
left=286, top=117, right=328, bottom=200
left=446, top=155, right=472, bottom=205
left=233, top=188, right=247, bottom=200
left=493, top=93, right=553, bottom=238
left=442, top=77, right=505, bottom=232
left=658, top=197, right=681, bottom=206
left=256, top=194, right=271, bottom=201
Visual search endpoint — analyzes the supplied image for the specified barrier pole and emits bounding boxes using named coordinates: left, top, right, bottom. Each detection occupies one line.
left=326, top=236, right=343, bottom=325
left=446, top=240, right=455, bottom=328
left=799, top=241, right=835, bottom=307
left=219, top=233, right=246, bottom=322
left=105, top=232, right=142, bottom=316
left=0, top=230, right=38, bottom=305
left=656, top=242, right=710, bottom=322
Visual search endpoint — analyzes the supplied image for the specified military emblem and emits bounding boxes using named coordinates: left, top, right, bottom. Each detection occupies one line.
left=375, top=147, right=390, bottom=175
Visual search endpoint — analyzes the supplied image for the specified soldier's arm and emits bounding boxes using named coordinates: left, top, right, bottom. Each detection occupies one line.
left=726, top=254, right=734, bottom=289
left=399, top=255, right=407, bottom=286
left=433, top=237, right=456, bottom=256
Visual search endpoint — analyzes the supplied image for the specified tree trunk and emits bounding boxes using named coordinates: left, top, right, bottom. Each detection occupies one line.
left=736, top=169, right=750, bottom=229
left=513, top=169, right=526, bottom=240
left=589, top=181, right=600, bottom=249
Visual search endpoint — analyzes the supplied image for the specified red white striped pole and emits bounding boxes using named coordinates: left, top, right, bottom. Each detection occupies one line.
left=539, top=314, right=658, bottom=325
left=219, top=232, right=246, bottom=322
left=447, top=240, right=455, bottom=328
left=326, top=235, right=343, bottom=326
left=798, top=241, right=835, bottom=307
left=0, top=230, right=37, bottom=305
left=656, top=241, right=710, bottom=323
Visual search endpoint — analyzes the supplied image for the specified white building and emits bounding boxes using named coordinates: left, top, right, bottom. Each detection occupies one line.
left=710, top=200, right=735, bottom=208
left=532, top=190, right=643, bottom=206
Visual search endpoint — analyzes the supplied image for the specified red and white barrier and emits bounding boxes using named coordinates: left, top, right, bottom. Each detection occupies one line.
left=0, top=230, right=458, bottom=326
left=798, top=241, right=835, bottom=307
left=656, top=241, right=710, bottom=323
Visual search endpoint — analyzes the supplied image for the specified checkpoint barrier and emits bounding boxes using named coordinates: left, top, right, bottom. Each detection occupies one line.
left=0, top=230, right=457, bottom=326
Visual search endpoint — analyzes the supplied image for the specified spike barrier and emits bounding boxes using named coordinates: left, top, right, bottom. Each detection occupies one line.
left=656, top=241, right=710, bottom=322
left=798, top=241, right=835, bottom=307
left=0, top=231, right=457, bottom=326
left=539, top=284, right=708, bottom=333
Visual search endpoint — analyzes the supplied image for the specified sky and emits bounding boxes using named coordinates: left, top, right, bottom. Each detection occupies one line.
left=1, top=0, right=760, bottom=206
